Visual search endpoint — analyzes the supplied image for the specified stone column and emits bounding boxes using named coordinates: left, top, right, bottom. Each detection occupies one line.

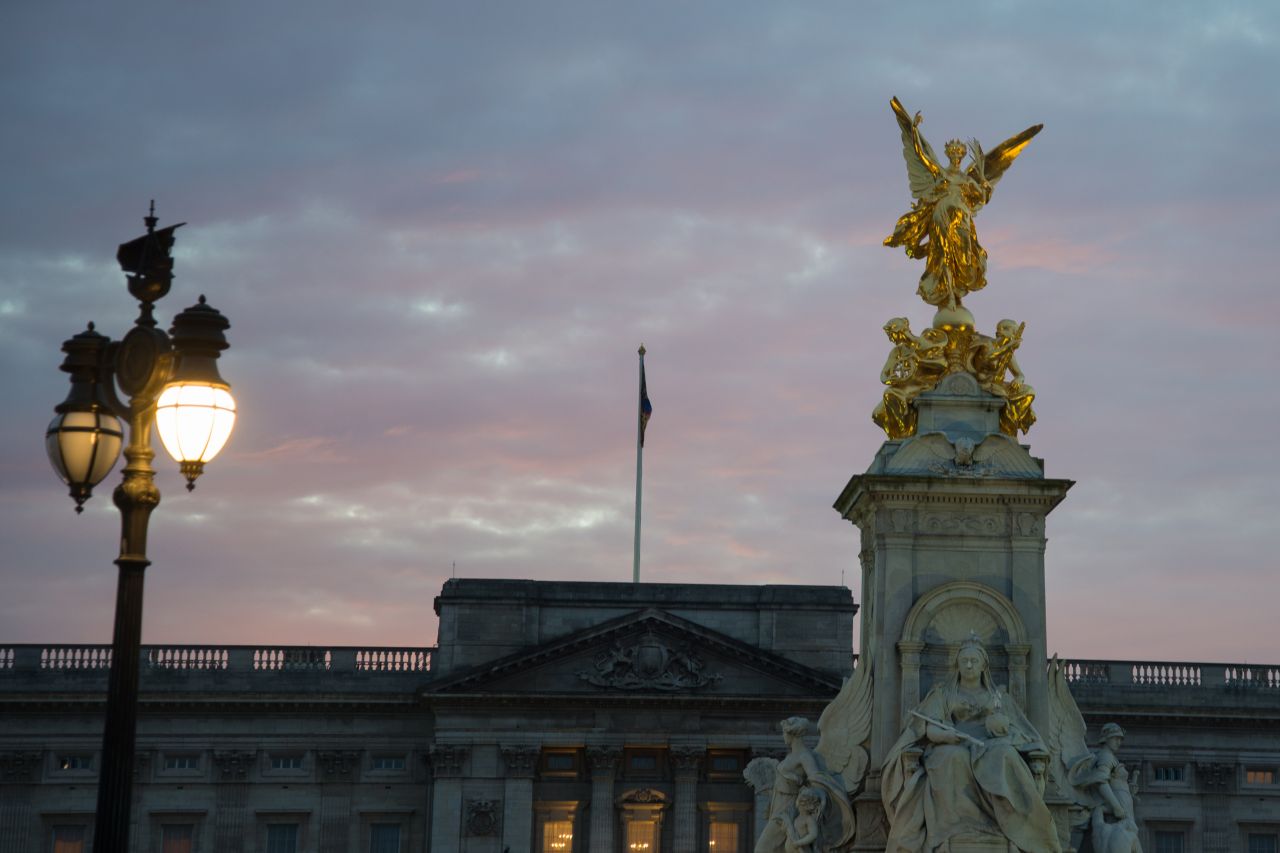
left=429, top=746, right=469, bottom=853
left=897, top=640, right=925, bottom=713
left=670, top=747, right=703, bottom=853
left=317, top=750, right=360, bottom=853
left=212, top=750, right=255, bottom=853
left=586, top=747, right=621, bottom=852
left=0, top=751, right=41, bottom=853
left=500, top=746, right=539, bottom=853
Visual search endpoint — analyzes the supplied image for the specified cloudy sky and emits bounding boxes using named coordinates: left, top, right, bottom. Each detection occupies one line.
left=2, top=2, right=1277, bottom=663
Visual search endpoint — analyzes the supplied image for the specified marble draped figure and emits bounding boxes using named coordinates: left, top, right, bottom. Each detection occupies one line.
left=882, top=636, right=1061, bottom=852
left=749, top=717, right=857, bottom=853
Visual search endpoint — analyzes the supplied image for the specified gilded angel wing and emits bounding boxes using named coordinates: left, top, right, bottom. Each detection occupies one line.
left=1046, top=655, right=1092, bottom=801
left=816, top=656, right=873, bottom=792
left=890, top=96, right=941, bottom=199
left=974, top=122, right=1043, bottom=189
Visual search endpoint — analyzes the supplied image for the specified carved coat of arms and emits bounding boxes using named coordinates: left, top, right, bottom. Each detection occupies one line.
left=577, top=630, right=722, bottom=691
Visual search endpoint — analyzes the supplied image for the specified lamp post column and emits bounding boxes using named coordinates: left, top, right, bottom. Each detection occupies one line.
left=94, top=399, right=161, bottom=852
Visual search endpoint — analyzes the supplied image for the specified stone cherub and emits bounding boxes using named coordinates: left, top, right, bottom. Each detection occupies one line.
left=775, top=786, right=826, bottom=853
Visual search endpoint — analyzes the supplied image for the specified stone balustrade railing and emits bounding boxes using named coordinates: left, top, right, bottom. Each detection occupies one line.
left=1059, top=658, right=1280, bottom=690
left=0, top=644, right=433, bottom=676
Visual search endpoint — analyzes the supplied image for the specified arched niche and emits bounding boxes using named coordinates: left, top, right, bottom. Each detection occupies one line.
left=897, top=581, right=1031, bottom=714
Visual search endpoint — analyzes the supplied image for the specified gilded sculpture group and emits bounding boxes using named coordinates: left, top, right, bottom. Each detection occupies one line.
left=874, top=97, right=1040, bottom=440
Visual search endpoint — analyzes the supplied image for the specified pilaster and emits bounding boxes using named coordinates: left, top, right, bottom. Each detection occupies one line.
left=501, top=746, right=539, bottom=853
left=586, top=746, right=621, bottom=851
left=317, top=750, right=360, bottom=853
left=429, top=745, right=469, bottom=852
left=212, top=750, right=255, bottom=853
left=670, top=746, right=703, bottom=853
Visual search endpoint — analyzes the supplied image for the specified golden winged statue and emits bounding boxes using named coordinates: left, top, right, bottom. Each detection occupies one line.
left=884, top=97, right=1042, bottom=313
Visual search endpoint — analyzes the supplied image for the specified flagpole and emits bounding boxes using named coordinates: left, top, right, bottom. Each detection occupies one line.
left=633, top=344, right=646, bottom=583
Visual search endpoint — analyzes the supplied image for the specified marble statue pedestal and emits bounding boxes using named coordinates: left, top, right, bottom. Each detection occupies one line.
left=833, top=373, right=1073, bottom=850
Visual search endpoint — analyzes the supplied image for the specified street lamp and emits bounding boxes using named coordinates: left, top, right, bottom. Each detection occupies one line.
left=46, top=204, right=235, bottom=853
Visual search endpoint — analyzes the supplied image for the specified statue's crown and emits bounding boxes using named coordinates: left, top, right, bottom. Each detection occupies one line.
left=959, top=630, right=984, bottom=653
left=945, top=138, right=967, bottom=160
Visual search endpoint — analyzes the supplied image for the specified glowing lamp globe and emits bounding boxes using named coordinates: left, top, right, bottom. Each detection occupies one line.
left=155, top=382, right=236, bottom=489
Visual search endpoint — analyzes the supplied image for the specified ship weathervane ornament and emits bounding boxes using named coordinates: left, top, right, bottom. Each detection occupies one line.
left=874, top=97, right=1042, bottom=439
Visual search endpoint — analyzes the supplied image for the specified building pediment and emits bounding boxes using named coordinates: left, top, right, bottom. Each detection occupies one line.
left=423, top=608, right=842, bottom=699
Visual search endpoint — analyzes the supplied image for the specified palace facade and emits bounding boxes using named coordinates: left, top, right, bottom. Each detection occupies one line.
left=1, top=578, right=1278, bottom=853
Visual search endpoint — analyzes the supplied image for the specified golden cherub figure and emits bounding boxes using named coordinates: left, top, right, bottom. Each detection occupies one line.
left=884, top=97, right=1042, bottom=314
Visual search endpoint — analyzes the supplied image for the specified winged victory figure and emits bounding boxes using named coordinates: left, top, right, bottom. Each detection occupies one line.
left=884, top=97, right=1042, bottom=312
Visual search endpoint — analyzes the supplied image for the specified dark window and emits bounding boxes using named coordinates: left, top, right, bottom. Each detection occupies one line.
left=57, top=755, right=92, bottom=771
left=1153, top=764, right=1184, bottom=782
left=161, top=824, right=194, bottom=853
left=370, top=823, right=400, bottom=853
left=372, top=755, right=405, bottom=771
left=266, top=824, right=298, bottom=853
left=1249, top=834, right=1279, bottom=853
left=540, top=749, right=580, bottom=779
left=270, top=754, right=303, bottom=770
left=164, top=755, right=199, bottom=771
left=1154, top=830, right=1184, bottom=853
left=624, top=748, right=663, bottom=778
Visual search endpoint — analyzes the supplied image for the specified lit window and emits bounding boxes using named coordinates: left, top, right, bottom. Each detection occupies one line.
left=270, top=754, right=304, bottom=770
left=51, top=825, right=85, bottom=853
left=372, top=755, right=406, bottom=771
left=626, top=819, right=657, bottom=851
left=542, top=819, right=573, bottom=852
left=1247, top=768, right=1277, bottom=785
left=370, top=823, right=400, bottom=853
left=708, top=820, right=739, bottom=851
left=266, top=824, right=298, bottom=853
left=161, top=824, right=194, bottom=853
left=57, top=755, right=92, bottom=771
left=164, top=755, right=199, bottom=771
left=1155, top=830, right=1184, bottom=853
left=1249, top=834, right=1278, bottom=853
left=1153, top=764, right=1184, bottom=782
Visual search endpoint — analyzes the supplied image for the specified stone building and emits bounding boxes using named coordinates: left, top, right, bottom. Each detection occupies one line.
left=1, top=577, right=1278, bottom=852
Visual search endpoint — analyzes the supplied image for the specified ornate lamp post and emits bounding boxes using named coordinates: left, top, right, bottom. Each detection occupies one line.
left=45, top=205, right=236, bottom=853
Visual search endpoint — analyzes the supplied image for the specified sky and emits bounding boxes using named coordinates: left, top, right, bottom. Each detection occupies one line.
left=2, top=2, right=1278, bottom=663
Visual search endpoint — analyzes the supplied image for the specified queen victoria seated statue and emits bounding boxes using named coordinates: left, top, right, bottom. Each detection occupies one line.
left=882, top=635, right=1061, bottom=853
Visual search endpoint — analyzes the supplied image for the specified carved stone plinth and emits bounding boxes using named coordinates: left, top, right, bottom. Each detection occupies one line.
left=835, top=378, right=1071, bottom=776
